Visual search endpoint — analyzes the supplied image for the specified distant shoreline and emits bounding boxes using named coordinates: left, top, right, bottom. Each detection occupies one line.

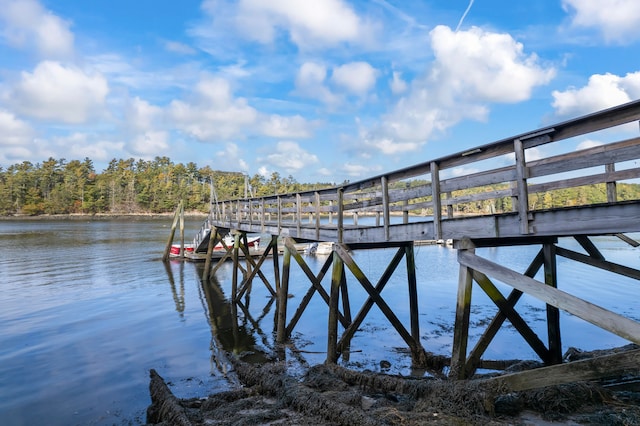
left=0, top=212, right=208, bottom=221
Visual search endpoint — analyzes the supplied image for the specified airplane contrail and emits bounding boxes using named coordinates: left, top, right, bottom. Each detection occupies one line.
left=455, top=0, right=475, bottom=32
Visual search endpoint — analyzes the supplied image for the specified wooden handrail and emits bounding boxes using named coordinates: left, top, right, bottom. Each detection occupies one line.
left=209, top=100, right=640, bottom=241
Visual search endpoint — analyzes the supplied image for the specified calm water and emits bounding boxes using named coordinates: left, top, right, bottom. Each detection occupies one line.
left=0, top=218, right=638, bottom=425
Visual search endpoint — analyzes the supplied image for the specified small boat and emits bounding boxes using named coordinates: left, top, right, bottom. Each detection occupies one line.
left=169, top=244, right=195, bottom=256
left=170, top=235, right=261, bottom=258
left=304, top=242, right=334, bottom=255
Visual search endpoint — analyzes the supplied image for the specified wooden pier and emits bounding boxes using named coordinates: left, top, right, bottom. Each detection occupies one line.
left=178, top=100, right=640, bottom=389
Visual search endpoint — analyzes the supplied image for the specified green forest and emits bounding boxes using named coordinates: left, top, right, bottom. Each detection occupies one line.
left=0, top=157, right=639, bottom=216
left=0, top=157, right=333, bottom=215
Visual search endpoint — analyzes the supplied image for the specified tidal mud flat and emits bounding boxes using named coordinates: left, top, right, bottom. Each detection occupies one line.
left=146, top=344, right=640, bottom=426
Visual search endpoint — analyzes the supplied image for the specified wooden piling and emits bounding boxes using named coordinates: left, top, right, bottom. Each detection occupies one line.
left=276, top=238, right=291, bottom=344
left=543, top=242, right=562, bottom=364
left=162, top=200, right=183, bottom=262
left=450, top=247, right=474, bottom=379
left=327, top=250, right=343, bottom=363
left=202, top=226, right=219, bottom=281
left=404, top=243, right=419, bottom=343
left=231, top=232, right=240, bottom=302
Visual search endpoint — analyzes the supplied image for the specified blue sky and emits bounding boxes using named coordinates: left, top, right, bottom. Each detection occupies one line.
left=0, top=0, right=639, bottom=182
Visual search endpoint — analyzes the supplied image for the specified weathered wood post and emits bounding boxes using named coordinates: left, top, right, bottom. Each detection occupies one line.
left=403, top=182, right=409, bottom=224
left=231, top=232, right=240, bottom=302
left=296, top=194, right=302, bottom=236
left=544, top=242, right=562, bottom=364
left=314, top=192, right=321, bottom=240
left=606, top=163, right=617, bottom=202
left=339, top=262, right=351, bottom=360
left=271, top=235, right=281, bottom=295
left=381, top=176, right=390, bottom=241
left=450, top=239, right=475, bottom=379
left=202, top=226, right=219, bottom=281
left=241, top=233, right=253, bottom=294
left=327, top=249, right=344, bottom=363
left=405, top=243, right=420, bottom=346
left=162, top=200, right=183, bottom=262
left=514, top=138, right=530, bottom=234
left=337, top=188, right=344, bottom=244
left=276, top=237, right=291, bottom=343
left=430, top=162, right=442, bottom=241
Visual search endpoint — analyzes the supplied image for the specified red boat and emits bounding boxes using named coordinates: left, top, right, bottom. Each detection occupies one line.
left=170, top=235, right=260, bottom=257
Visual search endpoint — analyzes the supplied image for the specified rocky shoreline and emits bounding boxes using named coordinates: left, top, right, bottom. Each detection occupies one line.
left=146, top=345, right=640, bottom=425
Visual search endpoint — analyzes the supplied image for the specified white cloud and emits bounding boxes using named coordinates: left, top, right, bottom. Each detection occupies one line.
left=87, top=53, right=202, bottom=93
left=317, top=167, right=332, bottom=176
left=0, top=0, right=74, bottom=58
left=295, top=61, right=340, bottom=105
left=429, top=25, right=555, bottom=104
left=258, top=165, right=270, bottom=177
left=128, top=131, right=169, bottom=156
left=68, top=138, right=124, bottom=162
left=262, top=140, right=318, bottom=172
left=0, top=110, right=34, bottom=147
left=390, top=71, right=407, bottom=95
left=45, top=133, right=125, bottom=163
left=232, top=0, right=373, bottom=49
left=552, top=72, right=640, bottom=117
left=562, top=0, right=640, bottom=43
left=8, top=61, right=109, bottom=124
left=361, top=134, right=421, bottom=155
left=341, top=162, right=382, bottom=177
left=168, top=76, right=257, bottom=141
left=215, top=142, right=249, bottom=172
left=259, top=114, right=314, bottom=138
left=360, top=25, right=555, bottom=156
left=126, top=97, right=163, bottom=133
left=331, top=61, right=378, bottom=95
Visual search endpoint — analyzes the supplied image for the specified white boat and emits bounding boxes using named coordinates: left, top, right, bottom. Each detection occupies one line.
left=304, top=242, right=334, bottom=255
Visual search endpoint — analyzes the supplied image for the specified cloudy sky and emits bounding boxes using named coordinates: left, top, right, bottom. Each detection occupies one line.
left=1, top=0, right=639, bottom=182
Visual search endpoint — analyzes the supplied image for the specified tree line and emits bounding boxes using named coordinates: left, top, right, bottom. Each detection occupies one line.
left=0, top=157, right=638, bottom=216
left=0, top=157, right=333, bottom=215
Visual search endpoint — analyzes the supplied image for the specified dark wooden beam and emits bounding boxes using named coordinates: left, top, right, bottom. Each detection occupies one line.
left=486, top=349, right=640, bottom=392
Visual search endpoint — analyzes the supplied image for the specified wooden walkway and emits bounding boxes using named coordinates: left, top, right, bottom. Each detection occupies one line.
left=184, top=100, right=640, bottom=389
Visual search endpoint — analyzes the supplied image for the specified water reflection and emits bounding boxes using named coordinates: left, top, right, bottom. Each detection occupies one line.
left=191, top=263, right=272, bottom=367
left=164, top=261, right=185, bottom=315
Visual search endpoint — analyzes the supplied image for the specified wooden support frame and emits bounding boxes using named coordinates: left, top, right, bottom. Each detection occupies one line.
left=282, top=241, right=352, bottom=335
left=235, top=237, right=278, bottom=301
left=331, top=243, right=429, bottom=367
left=452, top=235, right=640, bottom=379
left=336, top=245, right=407, bottom=354
left=472, top=270, right=551, bottom=362
left=462, top=249, right=546, bottom=377
left=457, top=250, right=640, bottom=344
left=556, top=245, right=640, bottom=280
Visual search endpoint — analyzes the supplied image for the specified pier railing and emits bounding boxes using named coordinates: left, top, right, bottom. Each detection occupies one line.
left=210, top=100, right=640, bottom=243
